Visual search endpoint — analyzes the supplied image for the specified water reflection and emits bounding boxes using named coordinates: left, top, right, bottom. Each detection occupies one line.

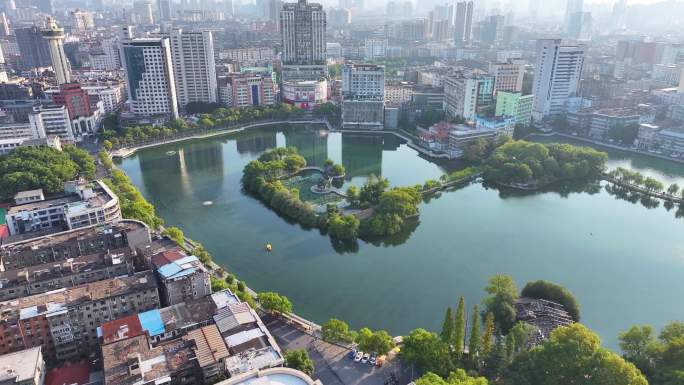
left=341, top=133, right=383, bottom=179
left=482, top=179, right=603, bottom=200
left=284, top=128, right=328, bottom=166
left=236, top=130, right=277, bottom=155
left=138, top=141, right=224, bottom=203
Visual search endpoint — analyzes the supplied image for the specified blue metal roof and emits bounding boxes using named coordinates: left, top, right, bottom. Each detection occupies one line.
left=138, top=309, right=164, bottom=336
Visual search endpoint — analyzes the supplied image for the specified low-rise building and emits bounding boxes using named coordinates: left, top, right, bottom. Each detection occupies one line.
left=0, top=248, right=135, bottom=302
left=448, top=124, right=500, bottom=158
left=151, top=249, right=211, bottom=306
left=515, top=297, right=573, bottom=346
left=384, top=82, right=414, bottom=105
left=444, top=73, right=494, bottom=121
left=495, top=91, right=533, bottom=127
left=5, top=180, right=121, bottom=237
left=282, top=79, right=328, bottom=109
left=567, top=106, right=656, bottom=139
left=0, top=271, right=160, bottom=362
left=475, top=115, right=516, bottom=135
left=342, top=63, right=385, bottom=129
left=653, top=126, right=684, bottom=155
left=0, top=347, right=45, bottom=385
left=0, top=220, right=150, bottom=271
left=218, top=73, right=277, bottom=108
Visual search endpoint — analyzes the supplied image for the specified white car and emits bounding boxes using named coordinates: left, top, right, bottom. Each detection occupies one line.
left=354, top=352, right=363, bottom=362
left=361, top=353, right=370, bottom=364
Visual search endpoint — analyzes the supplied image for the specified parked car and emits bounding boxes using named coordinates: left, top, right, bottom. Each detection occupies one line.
left=347, top=349, right=357, bottom=359
left=369, top=352, right=377, bottom=366
left=361, top=353, right=370, bottom=364
left=354, top=351, right=363, bottom=362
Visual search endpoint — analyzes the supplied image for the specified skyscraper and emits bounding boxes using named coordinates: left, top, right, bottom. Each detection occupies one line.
left=532, top=39, right=585, bottom=120
left=564, top=0, right=583, bottom=38
left=454, top=1, right=473, bottom=47
left=280, top=0, right=326, bottom=65
left=169, top=28, right=217, bottom=109
left=158, top=0, right=172, bottom=20
left=15, top=26, right=51, bottom=69
left=42, top=17, right=71, bottom=85
left=121, top=38, right=179, bottom=120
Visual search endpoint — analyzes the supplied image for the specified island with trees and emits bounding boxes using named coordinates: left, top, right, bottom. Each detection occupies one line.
left=482, top=140, right=608, bottom=189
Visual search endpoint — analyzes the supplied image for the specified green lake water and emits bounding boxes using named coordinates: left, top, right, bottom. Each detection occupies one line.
left=117, top=126, right=684, bottom=349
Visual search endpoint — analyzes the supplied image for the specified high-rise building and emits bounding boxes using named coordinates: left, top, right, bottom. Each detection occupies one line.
left=454, top=1, right=473, bottom=47
left=15, top=26, right=51, bottom=69
left=133, top=0, right=155, bottom=25
left=444, top=73, right=495, bottom=121
left=532, top=39, right=585, bottom=120
left=490, top=59, right=525, bottom=94
left=218, top=73, right=277, bottom=108
left=341, top=63, right=385, bottom=129
left=121, top=38, right=179, bottom=120
left=679, top=67, right=684, bottom=94
left=564, top=0, right=583, bottom=38
left=169, top=29, right=217, bottom=109
left=71, top=9, right=95, bottom=31
left=158, top=0, right=172, bottom=20
left=0, top=12, right=9, bottom=37
left=280, top=0, right=326, bottom=65
left=42, top=17, right=71, bottom=85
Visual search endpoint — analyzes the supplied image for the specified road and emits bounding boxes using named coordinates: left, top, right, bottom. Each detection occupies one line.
left=263, top=315, right=417, bottom=385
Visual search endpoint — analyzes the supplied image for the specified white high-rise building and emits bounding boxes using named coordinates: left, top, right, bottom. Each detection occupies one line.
left=42, top=17, right=71, bottom=85
left=121, top=38, right=179, bottom=120
left=169, top=28, right=217, bottom=109
left=454, top=1, right=473, bottom=47
left=532, top=39, right=585, bottom=121
left=280, top=0, right=326, bottom=64
left=341, top=63, right=385, bottom=129
left=133, top=0, right=155, bottom=25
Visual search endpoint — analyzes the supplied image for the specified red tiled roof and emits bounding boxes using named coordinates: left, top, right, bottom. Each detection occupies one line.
left=151, top=249, right=184, bottom=268
left=45, top=361, right=92, bottom=385
left=100, top=314, right=144, bottom=345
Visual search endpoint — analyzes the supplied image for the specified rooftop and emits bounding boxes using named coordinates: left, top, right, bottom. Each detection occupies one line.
left=216, top=368, right=319, bottom=385
left=0, top=272, right=157, bottom=322
left=102, top=334, right=197, bottom=385
left=45, top=360, right=96, bottom=385
left=185, top=324, right=230, bottom=368
left=0, top=347, right=43, bottom=383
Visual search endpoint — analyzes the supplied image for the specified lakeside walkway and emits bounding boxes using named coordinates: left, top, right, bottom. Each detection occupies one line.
left=529, top=132, right=684, bottom=165
left=601, top=174, right=684, bottom=203
left=111, top=119, right=332, bottom=158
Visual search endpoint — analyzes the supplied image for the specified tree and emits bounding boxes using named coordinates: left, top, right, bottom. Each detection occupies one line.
left=481, top=313, right=495, bottom=358
left=401, top=328, right=452, bottom=377
left=103, top=139, right=113, bottom=151
left=659, top=321, right=684, bottom=343
left=211, top=276, right=229, bottom=292
left=453, top=297, right=466, bottom=357
left=468, top=305, right=481, bottom=365
left=441, top=307, right=454, bottom=344
left=509, top=323, right=648, bottom=385
left=327, top=213, right=360, bottom=240
left=508, top=322, right=537, bottom=355
left=667, top=183, right=680, bottom=196
left=284, top=349, right=314, bottom=376
left=521, top=280, right=581, bottom=321
left=483, top=275, right=518, bottom=333
left=321, top=318, right=354, bottom=343
left=346, top=185, right=360, bottom=207
left=415, top=370, right=489, bottom=385
left=357, top=329, right=394, bottom=355
left=644, top=177, right=664, bottom=192
left=164, top=226, right=184, bottom=245
left=485, top=338, right=507, bottom=379
left=619, top=325, right=657, bottom=378
left=257, top=292, right=293, bottom=314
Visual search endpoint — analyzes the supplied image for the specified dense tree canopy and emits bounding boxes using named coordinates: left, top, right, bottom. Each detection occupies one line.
left=356, top=328, right=395, bottom=355
left=482, top=275, right=519, bottom=333
left=0, top=146, right=95, bottom=198
left=257, top=291, right=293, bottom=314
left=401, top=328, right=452, bottom=377
left=284, top=349, right=314, bottom=376
left=415, top=370, right=488, bottom=385
left=321, top=318, right=354, bottom=343
left=509, top=323, right=648, bottom=385
left=521, top=280, right=581, bottom=321
left=483, top=141, right=607, bottom=187
left=620, top=321, right=684, bottom=385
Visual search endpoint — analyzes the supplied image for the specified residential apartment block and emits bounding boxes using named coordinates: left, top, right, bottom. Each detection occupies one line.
left=532, top=39, right=585, bottom=120
left=169, top=29, right=217, bottom=109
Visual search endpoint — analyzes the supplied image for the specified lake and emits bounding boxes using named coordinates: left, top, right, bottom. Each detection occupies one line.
left=117, top=125, right=684, bottom=349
